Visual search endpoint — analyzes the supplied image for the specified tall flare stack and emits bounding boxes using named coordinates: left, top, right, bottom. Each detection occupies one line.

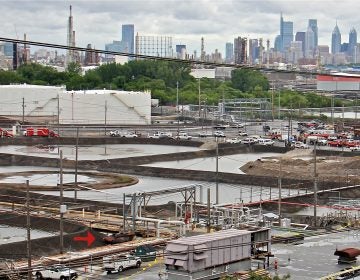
left=66, top=5, right=74, bottom=68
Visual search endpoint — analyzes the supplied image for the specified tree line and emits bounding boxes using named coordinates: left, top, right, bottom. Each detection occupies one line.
left=0, top=61, right=349, bottom=108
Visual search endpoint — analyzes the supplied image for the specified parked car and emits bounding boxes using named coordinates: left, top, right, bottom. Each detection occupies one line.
left=226, top=138, right=241, bottom=144
left=293, top=141, right=309, bottom=149
left=238, top=131, right=248, bottom=136
left=213, top=131, right=226, bottom=137
left=34, top=265, right=78, bottom=280
left=122, top=132, right=138, bottom=138
left=103, top=254, right=141, bottom=273
left=198, top=131, right=212, bottom=138
left=258, top=138, right=275, bottom=146
left=241, top=138, right=256, bottom=145
left=110, top=130, right=121, bottom=137
left=176, top=132, right=192, bottom=140
left=350, top=146, right=360, bottom=152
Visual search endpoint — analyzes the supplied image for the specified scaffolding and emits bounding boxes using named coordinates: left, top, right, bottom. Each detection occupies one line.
left=135, top=35, right=173, bottom=58
left=222, top=98, right=272, bottom=121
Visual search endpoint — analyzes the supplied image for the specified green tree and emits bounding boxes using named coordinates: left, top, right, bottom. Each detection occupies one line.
left=66, top=62, right=82, bottom=75
left=231, top=69, right=270, bottom=92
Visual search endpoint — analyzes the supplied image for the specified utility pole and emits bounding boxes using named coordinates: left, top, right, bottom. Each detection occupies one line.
left=278, top=89, right=281, bottom=120
left=74, top=127, right=79, bottom=202
left=176, top=81, right=179, bottom=137
left=104, top=100, right=107, bottom=136
left=123, top=193, right=126, bottom=232
left=26, top=180, right=32, bottom=280
left=207, top=188, right=211, bottom=233
left=215, top=138, right=219, bottom=204
left=313, top=142, right=318, bottom=227
left=22, top=97, right=25, bottom=125
left=71, top=92, right=74, bottom=121
left=278, top=159, right=282, bottom=223
left=57, top=94, right=60, bottom=135
left=198, top=78, right=201, bottom=118
left=59, top=150, right=64, bottom=254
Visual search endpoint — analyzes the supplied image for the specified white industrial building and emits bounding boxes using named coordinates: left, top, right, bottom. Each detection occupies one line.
left=0, top=84, right=151, bottom=125
left=317, top=73, right=360, bottom=91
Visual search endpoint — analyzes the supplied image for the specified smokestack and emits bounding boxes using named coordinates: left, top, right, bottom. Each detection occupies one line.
left=66, top=5, right=74, bottom=67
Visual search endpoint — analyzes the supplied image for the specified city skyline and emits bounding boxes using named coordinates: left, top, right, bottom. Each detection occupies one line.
left=1, top=0, right=360, bottom=56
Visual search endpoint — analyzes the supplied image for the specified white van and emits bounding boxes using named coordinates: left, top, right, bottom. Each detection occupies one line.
left=258, top=138, right=275, bottom=146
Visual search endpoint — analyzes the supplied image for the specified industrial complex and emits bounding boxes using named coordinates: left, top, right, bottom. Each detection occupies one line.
left=0, top=84, right=151, bottom=125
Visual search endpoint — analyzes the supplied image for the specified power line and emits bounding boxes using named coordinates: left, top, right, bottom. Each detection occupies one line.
left=0, top=36, right=351, bottom=78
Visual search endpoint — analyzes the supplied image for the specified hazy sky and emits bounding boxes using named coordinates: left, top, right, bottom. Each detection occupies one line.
left=1, top=0, right=359, bottom=54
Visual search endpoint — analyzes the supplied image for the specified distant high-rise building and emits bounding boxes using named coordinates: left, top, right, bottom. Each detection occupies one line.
left=274, top=35, right=282, bottom=52
left=122, top=24, right=134, bottom=54
left=349, top=28, right=357, bottom=59
left=3, top=42, right=13, bottom=57
left=225, top=42, right=234, bottom=63
left=176, top=44, right=186, bottom=59
left=331, top=23, right=342, bottom=54
left=341, top=43, right=349, bottom=53
left=280, top=13, right=293, bottom=52
left=288, top=41, right=303, bottom=63
left=295, top=32, right=305, bottom=57
left=305, top=26, right=315, bottom=58
left=249, top=39, right=259, bottom=64
left=234, top=37, right=247, bottom=64
left=308, top=19, right=318, bottom=48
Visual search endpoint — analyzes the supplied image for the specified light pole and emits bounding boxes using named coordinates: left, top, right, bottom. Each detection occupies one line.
left=176, top=81, right=179, bottom=137
left=278, top=90, right=281, bottom=120
left=278, top=159, right=282, bottom=223
left=198, top=78, right=201, bottom=118
left=313, top=142, right=318, bottom=228
left=215, top=137, right=219, bottom=204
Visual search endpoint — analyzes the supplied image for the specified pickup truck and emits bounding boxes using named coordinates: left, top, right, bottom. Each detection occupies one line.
left=34, top=265, right=78, bottom=279
left=103, top=254, right=142, bottom=273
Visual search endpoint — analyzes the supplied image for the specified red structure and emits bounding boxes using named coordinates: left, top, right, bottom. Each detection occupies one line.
left=24, top=127, right=58, bottom=137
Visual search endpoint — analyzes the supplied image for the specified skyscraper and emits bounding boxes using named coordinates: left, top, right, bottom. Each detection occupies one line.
left=234, top=37, right=247, bottom=64
left=308, top=19, right=318, bottom=48
left=249, top=39, right=259, bottom=64
left=280, top=13, right=293, bottom=52
left=305, top=26, right=315, bottom=58
left=295, top=32, right=305, bottom=57
left=122, top=24, right=134, bottom=54
left=349, top=28, right=357, bottom=58
left=331, top=23, right=341, bottom=54
left=274, top=35, right=282, bottom=52
left=225, top=42, right=234, bottom=63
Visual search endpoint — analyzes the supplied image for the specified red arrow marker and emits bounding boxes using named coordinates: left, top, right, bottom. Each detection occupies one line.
left=73, top=231, right=95, bottom=247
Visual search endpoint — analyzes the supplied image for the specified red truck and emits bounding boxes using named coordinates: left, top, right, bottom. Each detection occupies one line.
left=24, top=127, right=59, bottom=137
left=0, top=128, right=13, bottom=137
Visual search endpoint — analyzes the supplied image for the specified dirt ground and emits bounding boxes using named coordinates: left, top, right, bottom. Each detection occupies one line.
left=0, top=171, right=138, bottom=191
left=240, top=149, right=360, bottom=185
